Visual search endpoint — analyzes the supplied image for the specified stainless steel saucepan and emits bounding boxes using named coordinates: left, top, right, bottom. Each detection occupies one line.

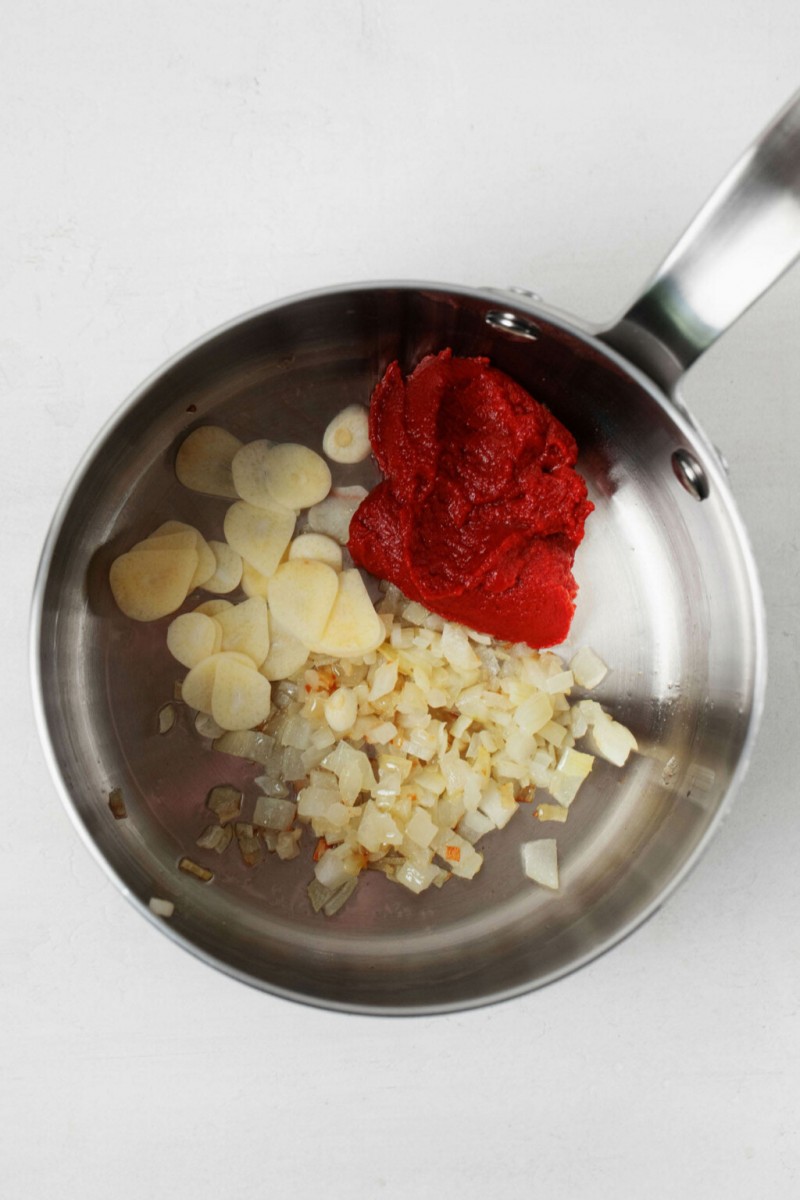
left=31, top=92, right=800, bottom=1013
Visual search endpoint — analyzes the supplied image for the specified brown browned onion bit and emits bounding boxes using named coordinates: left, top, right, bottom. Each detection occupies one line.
left=206, top=784, right=242, bottom=825
left=178, top=857, right=214, bottom=882
left=158, top=703, right=177, bottom=734
left=196, top=824, right=234, bottom=854
left=108, top=788, right=127, bottom=820
left=234, top=823, right=262, bottom=868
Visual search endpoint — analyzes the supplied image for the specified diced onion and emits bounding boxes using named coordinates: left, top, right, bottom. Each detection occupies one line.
left=234, top=823, right=262, bottom=867
left=534, top=803, right=568, bottom=823
left=252, top=795, right=298, bottom=831
left=178, top=857, right=214, bottom=882
left=206, top=784, right=242, bottom=824
left=592, top=714, right=638, bottom=767
left=158, top=703, right=177, bottom=734
left=195, top=711, right=226, bottom=739
left=162, top=535, right=637, bottom=905
left=570, top=646, right=608, bottom=690
left=212, top=729, right=276, bottom=766
left=196, top=823, right=234, bottom=853
left=521, top=839, right=559, bottom=889
left=108, top=788, right=127, bottom=820
left=322, top=877, right=358, bottom=916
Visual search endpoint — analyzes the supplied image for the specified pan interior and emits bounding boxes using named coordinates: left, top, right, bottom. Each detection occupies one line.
left=35, top=285, right=762, bottom=1012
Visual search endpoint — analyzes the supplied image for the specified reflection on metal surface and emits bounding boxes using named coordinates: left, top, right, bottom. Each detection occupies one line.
left=484, top=309, right=541, bottom=340
left=672, top=448, right=710, bottom=501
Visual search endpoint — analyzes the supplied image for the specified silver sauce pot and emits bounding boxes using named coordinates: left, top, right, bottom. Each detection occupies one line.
left=32, top=92, right=800, bottom=1014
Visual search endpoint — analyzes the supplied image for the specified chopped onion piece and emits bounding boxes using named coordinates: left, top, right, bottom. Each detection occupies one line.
left=570, top=646, right=608, bottom=690
left=557, top=746, right=594, bottom=780
left=521, top=839, right=559, bottom=889
left=544, top=670, right=574, bottom=694
left=364, top=721, right=398, bottom=745
left=395, top=860, right=440, bottom=894
left=535, top=803, right=568, bottom=823
left=276, top=829, right=302, bottom=860
left=254, top=774, right=291, bottom=798
left=234, top=823, right=262, bottom=867
left=253, top=795, right=297, bottom=831
left=433, top=830, right=482, bottom=879
left=178, top=857, right=214, bottom=882
left=478, top=781, right=516, bottom=829
left=369, top=659, right=399, bottom=701
left=540, top=719, right=568, bottom=747
left=358, top=802, right=402, bottom=853
left=194, top=711, right=226, bottom=739
left=322, top=876, right=359, bottom=916
left=513, top=693, right=553, bottom=736
left=206, top=784, right=242, bottom=824
left=404, top=807, right=438, bottom=848
left=307, top=878, right=333, bottom=912
left=457, top=809, right=495, bottom=844
left=314, top=843, right=361, bottom=889
left=592, top=714, right=638, bottom=767
left=441, top=623, right=481, bottom=671
left=196, top=824, right=234, bottom=853
left=108, top=787, right=127, bottom=820
left=158, top=703, right=177, bottom=734
left=148, top=897, right=175, bottom=917
left=280, top=746, right=308, bottom=782
left=212, top=729, right=276, bottom=766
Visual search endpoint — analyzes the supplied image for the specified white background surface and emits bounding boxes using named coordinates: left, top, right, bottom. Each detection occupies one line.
left=4, top=2, right=800, bottom=1196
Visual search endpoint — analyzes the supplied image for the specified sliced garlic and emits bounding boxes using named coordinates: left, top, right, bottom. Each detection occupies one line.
left=166, top=612, right=222, bottom=668
left=312, top=569, right=384, bottom=657
left=267, top=560, right=340, bottom=648
left=322, top=404, right=370, bottom=464
left=240, top=558, right=273, bottom=598
left=288, top=533, right=343, bottom=570
left=148, top=521, right=216, bottom=589
left=109, top=546, right=198, bottom=621
left=175, top=426, right=243, bottom=498
left=194, top=598, right=233, bottom=618
left=181, top=650, right=255, bottom=714
left=223, top=500, right=295, bottom=580
left=257, top=442, right=332, bottom=510
left=202, top=540, right=243, bottom=594
left=230, top=439, right=276, bottom=509
left=211, top=656, right=272, bottom=731
left=307, top=487, right=368, bottom=544
left=259, top=622, right=310, bottom=681
left=214, top=596, right=270, bottom=667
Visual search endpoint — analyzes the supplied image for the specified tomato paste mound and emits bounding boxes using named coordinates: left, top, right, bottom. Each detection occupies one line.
left=348, top=349, right=594, bottom=648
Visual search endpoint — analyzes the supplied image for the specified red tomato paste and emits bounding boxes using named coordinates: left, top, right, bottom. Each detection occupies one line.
left=348, top=349, right=593, bottom=648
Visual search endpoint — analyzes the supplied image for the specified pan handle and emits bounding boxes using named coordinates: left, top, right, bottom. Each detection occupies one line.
left=600, top=89, right=800, bottom=394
